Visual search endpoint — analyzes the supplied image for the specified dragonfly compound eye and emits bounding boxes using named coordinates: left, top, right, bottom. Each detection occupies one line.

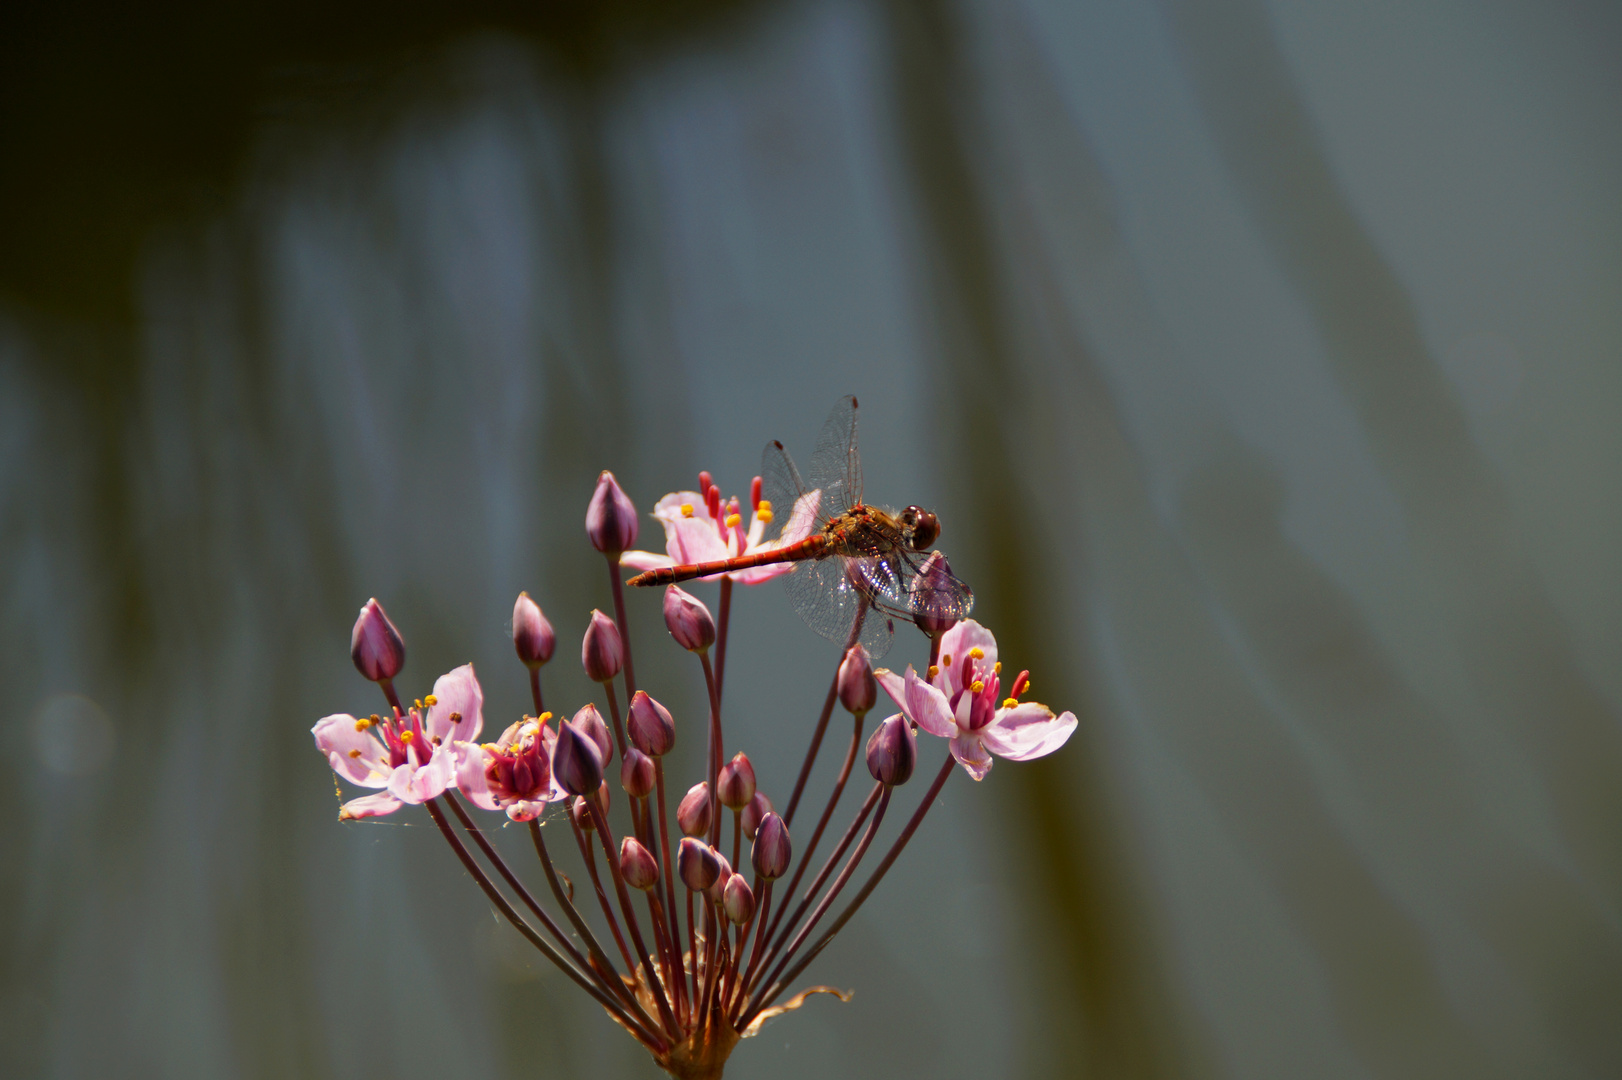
left=903, top=506, right=940, bottom=551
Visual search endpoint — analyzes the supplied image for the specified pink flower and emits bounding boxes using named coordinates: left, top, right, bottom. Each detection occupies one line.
left=874, top=620, right=1075, bottom=781
left=455, top=712, right=568, bottom=822
left=620, top=474, right=821, bottom=585
left=312, top=663, right=485, bottom=819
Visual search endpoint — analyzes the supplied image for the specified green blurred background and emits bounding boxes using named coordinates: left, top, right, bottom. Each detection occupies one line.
left=4, top=1, right=1621, bottom=1077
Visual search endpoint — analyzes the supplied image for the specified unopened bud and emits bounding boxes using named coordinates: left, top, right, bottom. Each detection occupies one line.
left=717, top=752, right=756, bottom=810
left=678, top=838, right=720, bottom=892
left=581, top=610, right=623, bottom=683
left=571, top=795, right=594, bottom=830
left=722, top=874, right=756, bottom=925
left=350, top=598, right=405, bottom=683
left=586, top=470, right=639, bottom=554
left=837, top=645, right=877, bottom=715
left=628, top=691, right=676, bottom=756
left=866, top=714, right=916, bottom=787
left=620, top=837, right=658, bottom=891
left=751, top=813, right=791, bottom=880
left=705, top=853, right=733, bottom=902
left=910, top=551, right=962, bottom=636
left=571, top=704, right=614, bottom=767
left=677, top=782, right=712, bottom=837
left=552, top=720, right=604, bottom=797
left=662, top=586, right=716, bottom=653
left=512, top=592, right=556, bottom=669
left=740, top=791, right=773, bottom=840
left=621, top=747, right=655, bottom=799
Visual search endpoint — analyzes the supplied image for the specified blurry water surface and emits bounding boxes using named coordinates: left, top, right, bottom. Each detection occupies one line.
left=4, top=1, right=1621, bottom=1078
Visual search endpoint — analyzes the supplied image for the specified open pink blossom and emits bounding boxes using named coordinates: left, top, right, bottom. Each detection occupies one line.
left=875, top=620, right=1075, bottom=781
left=620, top=474, right=820, bottom=585
left=455, top=712, right=569, bottom=821
left=312, top=663, right=485, bottom=819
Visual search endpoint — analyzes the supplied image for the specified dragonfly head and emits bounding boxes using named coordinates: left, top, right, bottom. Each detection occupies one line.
left=899, top=505, right=940, bottom=552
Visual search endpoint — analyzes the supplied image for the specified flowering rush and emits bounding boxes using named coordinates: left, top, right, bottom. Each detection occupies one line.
left=311, top=425, right=1075, bottom=1080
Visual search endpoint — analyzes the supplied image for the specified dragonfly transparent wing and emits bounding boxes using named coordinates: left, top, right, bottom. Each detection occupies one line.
left=865, top=547, right=976, bottom=628
left=761, top=439, right=823, bottom=543
left=779, top=553, right=896, bottom=659
left=804, top=396, right=861, bottom=515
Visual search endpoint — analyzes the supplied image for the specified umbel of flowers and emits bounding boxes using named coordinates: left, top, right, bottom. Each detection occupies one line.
left=313, top=470, right=1076, bottom=1080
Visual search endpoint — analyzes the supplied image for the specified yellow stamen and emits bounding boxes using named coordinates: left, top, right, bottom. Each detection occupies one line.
left=941, top=654, right=952, bottom=668
left=424, top=694, right=438, bottom=707
left=354, top=718, right=369, bottom=732
left=680, top=503, right=695, bottom=517
left=992, top=661, right=1001, bottom=674
left=539, top=711, right=553, bottom=722
left=449, top=712, right=461, bottom=724
left=725, top=513, right=741, bottom=528
left=926, top=665, right=940, bottom=680
left=399, top=730, right=414, bottom=743
left=1003, top=698, right=1019, bottom=709
left=348, top=749, right=363, bottom=759
left=971, top=680, right=985, bottom=693
left=968, top=647, right=984, bottom=660
left=414, top=698, right=423, bottom=710
left=756, top=509, right=773, bottom=524
left=757, top=499, right=772, bottom=511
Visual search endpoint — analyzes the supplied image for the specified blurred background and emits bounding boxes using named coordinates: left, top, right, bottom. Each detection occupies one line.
left=4, top=0, right=1621, bottom=1077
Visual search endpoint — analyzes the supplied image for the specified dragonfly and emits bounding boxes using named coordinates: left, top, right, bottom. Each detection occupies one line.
left=627, top=396, right=973, bottom=658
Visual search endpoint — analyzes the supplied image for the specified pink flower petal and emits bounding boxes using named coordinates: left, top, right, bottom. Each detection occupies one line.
left=454, top=741, right=501, bottom=811
left=669, top=516, right=730, bottom=569
left=934, top=620, right=997, bottom=695
left=875, top=668, right=909, bottom=710
left=949, top=734, right=994, bottom=781
left=388, top=747, right=453, bottom=804
left=902, top=668, right=958, bottom=740
left=312, top=714, right=393, bottom=789
left=505, top=800, right=546, bottom=822
left=620, top=550, right=675, bottom=572
left=981, top=706, right=1077, bottom=762
left=652, top=491, right=709, bottom=525
left=428, top=664, right=483, bottom=743
left=338, top=792, right=403, bottom=819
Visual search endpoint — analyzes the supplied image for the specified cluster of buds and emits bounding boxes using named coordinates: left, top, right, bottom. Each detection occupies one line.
left=314, top=468, right=1076, bottom=1079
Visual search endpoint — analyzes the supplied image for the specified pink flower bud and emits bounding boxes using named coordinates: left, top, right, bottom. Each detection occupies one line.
left=722, top=874, right=756, bottom=925
left=620, top=837, right=658, bottom=891
left=581, top=610, right=623, bottom=683
left=677, top=781, right=712, bottom=837
left=662, top=586, right=715, bottom=653
left=866, top=714, right=916, bottom=787
left=717, top=752, right=756, bottom=810
left=350, top=598, right=405, bottom=683
left=512, top=592, right=555, bottom=669
left=552, top=720, right=603, bottom=797
left=740, top=791, right=773, bottom=840
left=586, top=470, right=639, bottom=554
left=620, top=747, right=655, bottom=799
left=705, top=853, right=733, bottom=902
left=678, top=837, right=720, bottom=892
left=751, top=812, right=791, bottom=881
left=628, top=691, right=675, bottom=757
left=571, top=795, right=594, bottom=830
left=910, top=551, right=962, bottom=636
left=837, top=645, right=877, bottom=715
left=571, top=703, right=614, bottom=767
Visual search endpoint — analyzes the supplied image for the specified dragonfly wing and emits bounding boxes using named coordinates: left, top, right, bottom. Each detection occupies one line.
left=761, top=439, right=817, bottom=543
left=805, top=396, right=860, bottom=514
left=873, top=549, right=976, bottom=628
left=778, top=553, right=895, bottom=660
